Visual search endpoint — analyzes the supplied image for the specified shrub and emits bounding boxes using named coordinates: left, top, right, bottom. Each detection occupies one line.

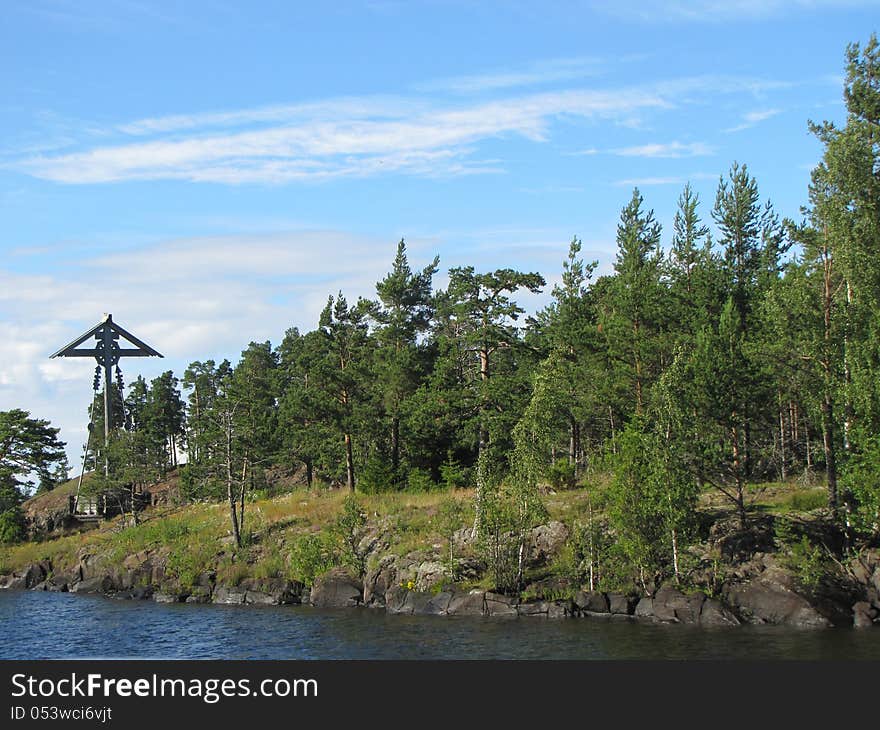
left=787, top=490, right=827, bottom=512
left=0, top=508, right=26, bottom=545
left=440, top=453, right=469, bottom=490
left=333, top=495, right=370, bottom=579
left=407, top=468, right=435, bottom=493
left=357, top=455, right=397, bottom=494
left=546, top=460, right=577, bottom=490
left=289, top=533, right=336, bottom=586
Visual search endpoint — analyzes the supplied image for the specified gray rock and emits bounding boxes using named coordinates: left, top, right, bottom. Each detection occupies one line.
left=447, top=590, right=486, bottom=616
left=384, top=586, right=410, bottom=614
left=654, top=588, right=706, bottom=624
left=309, top=568, right=362, bottom=608
left=853, top=601, right=877, bottom=629
left=415, top=562, right=447, bottom=592
left=422, top=591, right=454, bottom=615
left=153, top=592, right=181, bottom=603
left=608, top=593, right=635, bottom=615
left=724, top=577, right=832, bottom=628
left=634, top=597, right=655, bottom=619
left=518, top=601, right=550, bottom=616
left=363, top=560, right=396, bottom=608
left=70, top=575, right=115, bottom=594
left=403, top=591, right=434, bottom=615
left=574, top=590, right=609, bottom=613
left=485, top=592, right=518, bottom=617
left=547, top=601, right=568, bottom=619
left=245, top=590, right=278, bottom=605
left=699, top=598, right=740, bottom=626
left=527, top=521, right=570, bottom=565
left=212, top=586, right=247, bottom=605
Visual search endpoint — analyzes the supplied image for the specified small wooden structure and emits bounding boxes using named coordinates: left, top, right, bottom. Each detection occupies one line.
left=50, top=314, right=162, bottom=520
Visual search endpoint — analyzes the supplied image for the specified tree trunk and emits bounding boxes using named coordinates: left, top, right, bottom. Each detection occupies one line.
left=391, top=415, right=400, bottom=476
left=732, top=422, right=746, bottom=528
left=225, top=415, right=241, bottom=548
left=344, top=432, right=355, bottom=492
left=305, top=458, right=313, bottom=489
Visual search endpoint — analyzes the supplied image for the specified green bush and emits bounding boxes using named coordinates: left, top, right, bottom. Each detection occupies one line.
left=357, top=455, right=397, bottom=494
left=440, top=453, right=470, bottom=490
left=407, top=468, right=435, bottom=493
left=787, top=490, right=828, bottom=512
left=288, top=533, right=336, bottom=586
left=0, top=508, right=25, bottom=545
left=546, top=460, right=577, bottom=489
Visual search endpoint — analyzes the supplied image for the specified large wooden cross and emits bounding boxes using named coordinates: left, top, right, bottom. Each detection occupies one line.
left=50, top=314, right=163, bottom=474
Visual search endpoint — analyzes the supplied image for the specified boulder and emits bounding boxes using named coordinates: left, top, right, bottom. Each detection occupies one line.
left=485, top=592, right=518, bottom=617
left=70, top=575, right=115, bottom=594
left=574, top=590, right=609, bottom=614
left=309, top=568, right=362, bottom=608
left=384, top=586, right=410, bottom=615
left=518, top=601, right=550, bottom=617
left=608, top=593, right=635, bottom=615
left=634, top=597, right=654, bottom=620
left=245, top=590, right=279, bottom=606
left=363, top=557, right=396, bottom=608
left=212, top=586, right=247, bottom=605
left=723, top=576, right=832, bottom=628
left=653, top=588, right=706, bottom=624
left=699, top=598, right=740, bottom=627
left=415, top=562, right=447, bottom=592
left=153, top=592, right=182, bottom=603
left=447, top=590, right=486, bottom=616
left=422, top=591, right=454, bottom=616
left=527, top=522, right=570, bottom=566
left=547, top=601, right=568, bottom=619
left=402, top=591, right=434, bottom=615
left=852, top=601, right=877, bottom=629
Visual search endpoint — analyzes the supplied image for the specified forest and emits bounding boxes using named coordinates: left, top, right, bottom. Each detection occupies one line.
left=2, top=37, right=879, bottom=596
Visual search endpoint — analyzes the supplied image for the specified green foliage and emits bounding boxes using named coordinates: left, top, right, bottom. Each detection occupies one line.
left=774, top=519, right=830, bottom=594
left=787, top=490, right=829, bottom=512
left=546, top=460, right=577, bottom=490
left=0, top=507, right=26, bottom=545
left=436, top=495, right=466, bottom=580
left=406, top=468, right=435, bottom=493
left=357, top=455, right=397, bottom=494
left=333, top=494, right=369, bottom=579
left=289, top=533, right=338, bottom=586
left=841, top=431, right=880, bottom=536
left=440, top=452, right=469, bottom=490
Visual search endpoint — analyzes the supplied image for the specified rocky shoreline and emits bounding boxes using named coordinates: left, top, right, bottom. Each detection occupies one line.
left=3, top=532, right=879, bottom=629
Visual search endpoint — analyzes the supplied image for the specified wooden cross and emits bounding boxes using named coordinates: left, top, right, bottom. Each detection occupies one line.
left=50, top=314, right=163, bottom=474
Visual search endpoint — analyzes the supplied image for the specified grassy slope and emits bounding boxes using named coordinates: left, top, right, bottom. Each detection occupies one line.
left=1, top=472, right=830, bottom=589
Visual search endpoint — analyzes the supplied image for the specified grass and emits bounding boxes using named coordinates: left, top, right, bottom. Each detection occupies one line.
left=2, top=470, right=837, bottom=593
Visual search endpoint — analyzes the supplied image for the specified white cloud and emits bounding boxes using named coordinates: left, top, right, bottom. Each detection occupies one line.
left=613, top=171, right=718, bottom=186
left=416, top=57, right=604, bottom=94
left=725, top=108, right=782, bottom=132
left=18, top=87, right=673, bottom=184
left=612, top=140, right=714, bottom=158
left=0, top=229, right=415, bottom=468
left=592, top=0, right=876, bottom=23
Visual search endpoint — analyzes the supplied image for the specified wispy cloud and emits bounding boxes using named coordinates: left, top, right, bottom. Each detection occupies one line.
left=725, top=108, right=781, bottom=132
left=416, top=57, right=604, bottom=94
left=12, top=72, right=792, bottom=185
left=16, top=87, right=671, bottom=184
left=612, top=140, right=714, bottom=158
left=613, top=172, right=718, bottom=187
left=592, top=0, right=876, bottom=23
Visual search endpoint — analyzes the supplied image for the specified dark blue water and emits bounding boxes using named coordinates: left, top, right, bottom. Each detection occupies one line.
left=2, top=590, right=879, bottom=660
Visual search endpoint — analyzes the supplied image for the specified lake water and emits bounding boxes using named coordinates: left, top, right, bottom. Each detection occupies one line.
left=2, top=590, right=879, bottom=660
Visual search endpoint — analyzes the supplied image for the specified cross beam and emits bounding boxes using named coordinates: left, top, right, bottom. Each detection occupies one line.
left=51, top=314, right=163, bottom=475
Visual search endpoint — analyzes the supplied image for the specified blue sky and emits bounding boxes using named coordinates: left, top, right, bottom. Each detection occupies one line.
left=1, top=0, right=878, bottom=470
